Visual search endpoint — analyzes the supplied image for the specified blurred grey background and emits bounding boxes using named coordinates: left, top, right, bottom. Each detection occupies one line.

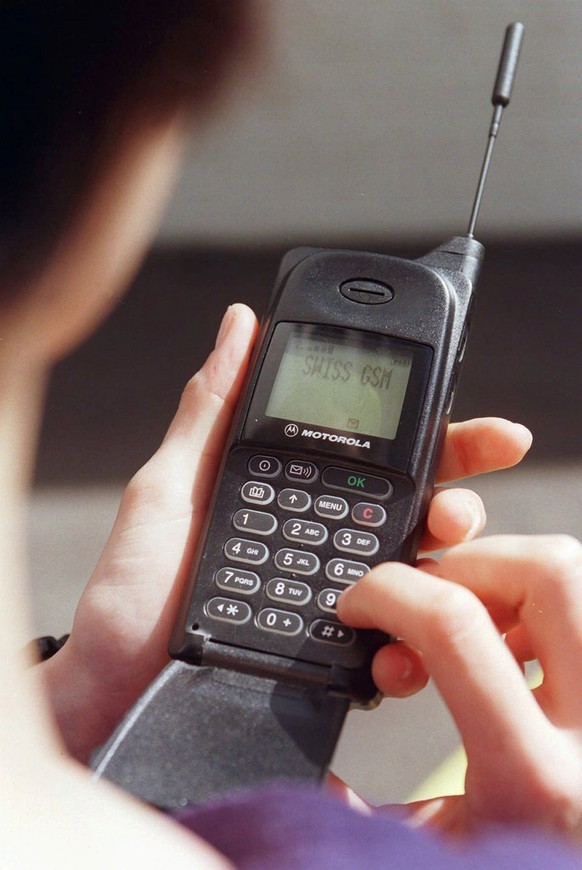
left=28, top=1, right=581, bottom=804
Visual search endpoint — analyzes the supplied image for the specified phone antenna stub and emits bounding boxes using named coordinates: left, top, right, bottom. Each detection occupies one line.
left=467, top=22, right=524, bottom=238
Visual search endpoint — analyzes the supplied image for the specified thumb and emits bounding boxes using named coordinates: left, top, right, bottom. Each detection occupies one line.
left=114, top=302, right=258, bottom=533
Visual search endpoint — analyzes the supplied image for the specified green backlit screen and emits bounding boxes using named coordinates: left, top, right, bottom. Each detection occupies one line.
left=265, top=329, right=413, bottom=441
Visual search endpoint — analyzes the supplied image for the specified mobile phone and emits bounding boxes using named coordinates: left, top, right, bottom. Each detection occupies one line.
left=170, top=234, right=484, bottom=703
left=169, top=23, right=524, bottom=706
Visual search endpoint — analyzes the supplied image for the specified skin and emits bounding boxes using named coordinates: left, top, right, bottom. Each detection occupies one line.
left=337, top=535, right=582, bottom=839
left=2, top=92, right=574, bottom=864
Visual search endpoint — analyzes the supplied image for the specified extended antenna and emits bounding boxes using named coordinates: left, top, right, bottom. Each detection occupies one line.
left=467, top=22, right=524, bottom=238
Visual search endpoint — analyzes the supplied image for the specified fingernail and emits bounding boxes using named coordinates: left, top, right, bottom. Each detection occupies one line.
left=398, top=654, right=413, bottom=683
left=513, top=422, right=533, bottom=450
left=463, top=504, right=483, bottom=541
left=215, top=306, right=234, bottom=348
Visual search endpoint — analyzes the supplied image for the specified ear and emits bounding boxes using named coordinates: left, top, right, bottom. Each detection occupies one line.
left=1, top=114, right=186, bottom=365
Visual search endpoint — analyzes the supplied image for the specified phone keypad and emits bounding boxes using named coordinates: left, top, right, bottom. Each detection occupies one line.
left=325, top=559, right=369, bottom=584
left=317, top=588, right=341, bottom=613
left=204, top=453, right=392, bottom=655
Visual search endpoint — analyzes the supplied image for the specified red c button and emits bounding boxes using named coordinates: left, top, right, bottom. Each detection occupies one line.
left=352, top=502, right=386, bottom=528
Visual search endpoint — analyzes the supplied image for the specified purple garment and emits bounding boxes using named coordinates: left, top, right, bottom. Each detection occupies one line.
left=173, top=784, right=581, bottom=869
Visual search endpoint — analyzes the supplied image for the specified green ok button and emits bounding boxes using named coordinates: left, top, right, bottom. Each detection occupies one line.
left=321, top=466, right=392, bottom=500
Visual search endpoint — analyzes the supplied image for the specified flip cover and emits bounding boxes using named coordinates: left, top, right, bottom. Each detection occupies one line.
left=91, top=660, right=349, bottom=809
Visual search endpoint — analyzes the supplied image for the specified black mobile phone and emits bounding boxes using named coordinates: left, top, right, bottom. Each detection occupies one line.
left=169, top=24, right=524, bottom=706
left=170, top=236, right=482, bottom=703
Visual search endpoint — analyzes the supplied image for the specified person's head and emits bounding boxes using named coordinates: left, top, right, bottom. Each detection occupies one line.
left=0, top=1, right=256, bottom=363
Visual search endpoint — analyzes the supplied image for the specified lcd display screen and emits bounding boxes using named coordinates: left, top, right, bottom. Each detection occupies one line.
left=265, top=327, right=414, bottom=441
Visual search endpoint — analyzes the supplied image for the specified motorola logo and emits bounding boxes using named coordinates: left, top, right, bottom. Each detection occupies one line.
left=284, top=423, right=299, bottom=437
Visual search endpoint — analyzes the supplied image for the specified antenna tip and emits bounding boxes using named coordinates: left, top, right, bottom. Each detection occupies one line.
left=492, top=22, right=525, bottom=107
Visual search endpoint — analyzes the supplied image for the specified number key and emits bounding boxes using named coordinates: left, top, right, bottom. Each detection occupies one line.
left=266, top=578, right=312, bottom=606
left=333, top=528, right=379, bottom=557
left=224, top=537, right=269, bottom=565
left=282, top=518, right=328, bottom=546
left=325, top=558, right=369, bottom=584
left=233, top=509, right=277, bottom=536
left=274, top=548, right=320, bottom=576
left=215, top=567, right=260, bottom=595
left=257, top=608, right=304, bottom=636
left=317, top=588, right=342, bottom=613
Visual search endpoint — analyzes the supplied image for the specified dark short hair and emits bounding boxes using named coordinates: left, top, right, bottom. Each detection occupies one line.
left=0, top=1, right=254, bottom=300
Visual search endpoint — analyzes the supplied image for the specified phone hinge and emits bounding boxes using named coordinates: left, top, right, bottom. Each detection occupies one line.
left=194, top=640, right=379, bottom=707
left=199, top=640, right=332, bottom=691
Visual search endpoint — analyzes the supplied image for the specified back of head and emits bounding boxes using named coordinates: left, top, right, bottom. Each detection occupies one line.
left=0, top=1, right=254, bottom=303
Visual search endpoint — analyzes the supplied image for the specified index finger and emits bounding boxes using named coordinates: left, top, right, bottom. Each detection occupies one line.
left=337, top=562, right=547, bottom=783
left=436, top=418, right=532, bottom=483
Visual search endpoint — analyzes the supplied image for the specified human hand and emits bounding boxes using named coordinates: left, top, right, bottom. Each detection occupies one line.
left=337, top=534, right=582, bottom=839
left=41, top=303, right=258, bottom=759
left=40, top=300, right=531, bottom=761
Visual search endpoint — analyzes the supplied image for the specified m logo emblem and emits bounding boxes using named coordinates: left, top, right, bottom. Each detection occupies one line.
left=284, top=423, right=299, bottom=437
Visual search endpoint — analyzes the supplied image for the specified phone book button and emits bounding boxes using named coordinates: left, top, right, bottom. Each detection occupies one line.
left=240, top=481, right=275, bottom=506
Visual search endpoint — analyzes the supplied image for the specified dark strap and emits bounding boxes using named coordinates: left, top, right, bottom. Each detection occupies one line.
left=29, top=634, right=70, bottom=662
left=91, top=661, right=349, bottom=809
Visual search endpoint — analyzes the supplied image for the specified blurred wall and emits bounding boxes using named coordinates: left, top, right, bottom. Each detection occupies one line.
left=159, top=0, right=582, bottom=246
